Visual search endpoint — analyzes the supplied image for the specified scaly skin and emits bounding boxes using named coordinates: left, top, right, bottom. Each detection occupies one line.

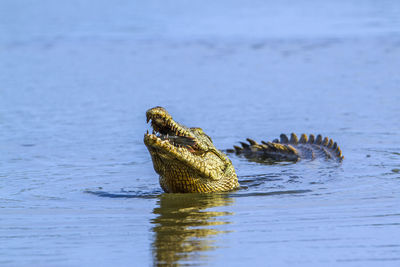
left=144, top=107, right=343, bottom=193
left=144, top=107, right=239, bottom=193
left=228, top=133, right=344, bottom=163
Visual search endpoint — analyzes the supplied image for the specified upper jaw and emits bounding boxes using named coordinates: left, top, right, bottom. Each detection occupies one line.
left=144, top=107, right=198, bottom=152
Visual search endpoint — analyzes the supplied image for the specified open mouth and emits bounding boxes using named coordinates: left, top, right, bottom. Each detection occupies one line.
left=144, top=107, right=198, bottom=153
left=143, top=106, right=231, bottom=181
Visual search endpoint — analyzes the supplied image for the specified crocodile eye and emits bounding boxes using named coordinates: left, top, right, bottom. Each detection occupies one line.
left=190, top=127, right=213, bottom=142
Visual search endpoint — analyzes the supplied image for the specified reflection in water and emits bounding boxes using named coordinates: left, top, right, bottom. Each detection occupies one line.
left=151, top=194, right=234, bottom=266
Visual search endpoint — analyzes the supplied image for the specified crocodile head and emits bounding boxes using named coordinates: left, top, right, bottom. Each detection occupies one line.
left=144, top=106, right=239, bottom=193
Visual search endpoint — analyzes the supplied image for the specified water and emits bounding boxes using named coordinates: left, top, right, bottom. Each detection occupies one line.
left=1, top=0, right=400, bottom=266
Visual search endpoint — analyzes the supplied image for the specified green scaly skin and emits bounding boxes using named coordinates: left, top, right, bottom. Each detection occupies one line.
left=144, top=107, right=343, bottom=193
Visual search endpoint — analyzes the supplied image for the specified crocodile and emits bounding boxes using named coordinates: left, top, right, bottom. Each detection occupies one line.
left=144, top=106, right=343, bottom=193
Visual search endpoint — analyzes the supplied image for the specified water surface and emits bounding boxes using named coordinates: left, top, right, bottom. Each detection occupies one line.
left=1, top=1, right=400, bottom=266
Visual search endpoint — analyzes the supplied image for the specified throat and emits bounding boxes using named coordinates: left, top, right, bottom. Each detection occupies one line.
left=159, top=167, right=207, bottom=193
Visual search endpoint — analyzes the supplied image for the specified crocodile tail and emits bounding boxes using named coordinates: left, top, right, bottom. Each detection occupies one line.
left=228, top=133, right=344, bottom=161
left=230, top=137, right=300, bottom=162
left=273, top=133, right=344, bottom=161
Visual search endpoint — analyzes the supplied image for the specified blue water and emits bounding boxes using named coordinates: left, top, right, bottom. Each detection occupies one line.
left=1, top=1, right=400, bottom=266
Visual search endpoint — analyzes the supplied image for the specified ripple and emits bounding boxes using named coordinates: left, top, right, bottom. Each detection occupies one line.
left=231, top=189, right=312, bottom=198
left=84, top=189, right=162, bottom=199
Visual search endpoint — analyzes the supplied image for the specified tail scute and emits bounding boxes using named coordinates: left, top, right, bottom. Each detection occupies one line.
left=280, top=134, right=289, bottom=144
left=322, top=137, right=329, bottom=146
left=332, top=142, right=337, bottom=150
left=233, top=145, right=242, bottom=152
left=308, top=134, right=315, bottom=144
left=246, top=138, right=258, bottom=146
left=335, top=147, right=343, bottom=159
left=327, top=139, right=334, bottom=148
left=316, top=135, right=323, bottom=145
left=299, top=134, right=308, bottom=144
left=240, top=142, right=249, bottom=149
left=290, top=133, right=299, bottom=145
